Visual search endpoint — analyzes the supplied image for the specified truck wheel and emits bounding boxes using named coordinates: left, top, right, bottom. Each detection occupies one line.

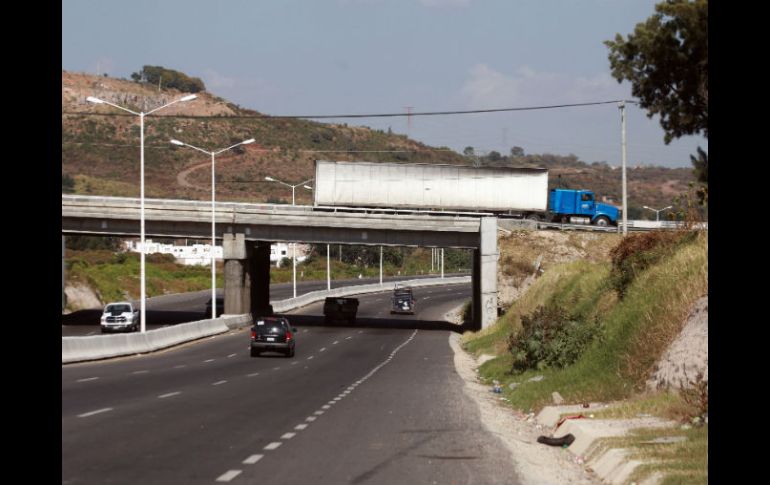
left=526, top=214, right=541, bottom=222
left=594, top=216, right=610, bottom=227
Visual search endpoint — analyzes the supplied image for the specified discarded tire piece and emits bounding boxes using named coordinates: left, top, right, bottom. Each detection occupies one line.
left=537, top=433, right=576, bottom=447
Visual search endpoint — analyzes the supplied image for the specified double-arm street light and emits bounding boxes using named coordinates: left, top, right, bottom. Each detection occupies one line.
left=86, top=94, right=197, bottom=332
left=264, top=176, right=314, bottom=298
left=643, top=205, right=673, bottom=222
left=264, top=176, right=313, bottom=206
left=170, top=138, right=256, bottom=319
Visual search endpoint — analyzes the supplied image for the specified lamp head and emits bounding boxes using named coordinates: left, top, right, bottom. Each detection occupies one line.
left=265, top=176, right=275, bottom=182
left=180, top=94, right=197, bottom=102
left=242, top=139, right=256, bottom=145
left=170, top=139, right=184, bottom=146
left=86, top=96, right=105, bottom=104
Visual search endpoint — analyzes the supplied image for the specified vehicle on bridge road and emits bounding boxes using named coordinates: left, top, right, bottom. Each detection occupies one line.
left=250, top=317, right=297, bottom=357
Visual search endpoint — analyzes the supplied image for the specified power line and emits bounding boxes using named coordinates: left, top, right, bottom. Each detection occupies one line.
left=61, top=99, right=639, bottom=120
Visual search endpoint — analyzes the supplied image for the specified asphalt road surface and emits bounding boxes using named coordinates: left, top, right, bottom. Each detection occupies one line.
left=62, top=283, right=522, bottom=485
left=61, top=274, right=467, bottom=336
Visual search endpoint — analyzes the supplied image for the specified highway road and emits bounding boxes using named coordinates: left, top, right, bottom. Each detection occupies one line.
left=61, top=273, right=467, bottom=336
left=62, top=282, right=523, bottom=485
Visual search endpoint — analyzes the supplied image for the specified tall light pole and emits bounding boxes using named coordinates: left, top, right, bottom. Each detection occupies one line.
left=618, top=101, right=628, bottom=236
left=86, top=94, right=197, bottom=332
left=643, top=205, right=672, bottom=222
left=170, top=137, right=255, bottom=319
left=264, top=176, right=313, bottom=298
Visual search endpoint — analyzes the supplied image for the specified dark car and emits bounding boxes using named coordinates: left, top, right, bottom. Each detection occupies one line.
left=205, top=297, right=224, bottom=317
left=250, top=316, right=297, bottom=357
left=391, top=285, right=415, bottom=315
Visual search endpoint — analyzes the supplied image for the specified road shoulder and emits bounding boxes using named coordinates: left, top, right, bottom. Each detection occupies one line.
left=448, top=332, right=601, bottom=485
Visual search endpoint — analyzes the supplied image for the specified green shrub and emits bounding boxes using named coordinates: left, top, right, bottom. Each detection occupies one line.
left=508, top=304, right=602, bottom=373
left=608, top=230, right=696, bottom=298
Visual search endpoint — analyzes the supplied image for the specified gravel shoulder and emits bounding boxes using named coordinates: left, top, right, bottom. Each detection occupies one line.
left=448, top=332, right=602, bottom=485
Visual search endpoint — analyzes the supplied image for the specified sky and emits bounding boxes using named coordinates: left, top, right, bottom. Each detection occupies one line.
left=61, top=0, right=707, bottom=168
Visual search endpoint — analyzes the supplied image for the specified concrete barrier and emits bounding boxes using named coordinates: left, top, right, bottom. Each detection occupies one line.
left=62, top=276, right=471, bottom=363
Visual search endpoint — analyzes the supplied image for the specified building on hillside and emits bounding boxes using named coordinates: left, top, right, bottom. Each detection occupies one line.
left=121, top=240, right=309, bottom=267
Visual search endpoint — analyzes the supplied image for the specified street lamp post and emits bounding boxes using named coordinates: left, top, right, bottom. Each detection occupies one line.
left=86, top=94, right=197, bottom=333
left=643, top=205, right=673, bottom=222
left=169, top=138, right=256, bottom=319
left=264, top=176, right=313, bottom=298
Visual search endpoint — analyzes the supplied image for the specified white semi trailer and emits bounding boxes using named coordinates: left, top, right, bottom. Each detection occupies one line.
left=313, top=160, right=549, bottom=217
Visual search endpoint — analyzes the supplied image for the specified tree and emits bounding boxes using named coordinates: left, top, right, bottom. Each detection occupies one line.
left=130, top=65, right=206, bottom=93
left=605, top=0, right=707, bottom=143
left=690, top=146, right=708, bottom=204
left=487, top=151, right=502, bottom=162
left=510, top=146, right=525, bottom=158
left=463, top=146, right=475, bottom=157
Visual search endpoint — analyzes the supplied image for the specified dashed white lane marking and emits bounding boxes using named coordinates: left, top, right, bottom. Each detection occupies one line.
left=303, top=329, right=309, bottom=333
left=328, top=401, right=336, bottom=405
left=264, top=442, right=282, bottom=450
left=132, top=370, right=149, bottom=374
left=273, top=367, right=281, bottom=371
left=281, top=432, right=296, bottom=440
left=243, top=454, right=263, bottom=465
left=227, top=353, right=237, bottom=358
left=322, top=405, right=331, bottom=409
left=333, top=397, right=342, bottom=401
left=247, top=372, right=260, bottom=377
left=307, top=356, right=314, bottom=360
left=295, top=424, right=308, bottom=430
left=213, top=380, right=227, bottom=386
left=291, top=361, right=298, bottom=365
left=423, top=296, right=431, bottom=300
left=305, top=416, right=317, bottom=422
left=333, top=340, right=339, bottom=345
left=78, top=408, right=112, bottom=418
left=76, top=377, right=99, bottom=382
left=319, top=347, right=326, bottom=352
left=314, top=410, right=325, bottom=415
left=358, top=330, right=363, bottom=333
left=216, top=470, right=242, bottom=482
left=345, top=336, right=352, bottom=340
left=158, top=392, right=181, bottom=399
left=174, top=364, right=187, bottom=369
left=204, top=359, right=215, bottom=363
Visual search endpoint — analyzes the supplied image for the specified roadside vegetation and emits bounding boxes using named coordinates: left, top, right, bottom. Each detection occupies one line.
left=462, top=229, right=707, bottom=483
left=64, top=242, right=471, bottom=311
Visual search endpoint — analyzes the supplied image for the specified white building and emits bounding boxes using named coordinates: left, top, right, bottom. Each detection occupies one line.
left=122, top=240, right=309, bottom=267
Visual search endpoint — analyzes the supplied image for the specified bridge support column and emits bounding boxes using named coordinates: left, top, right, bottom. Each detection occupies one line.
left=248, top=241, right=274, bottom=319
left=223, top=233, right=249, bottom=315
left=473, top=217, right=498, bottom=329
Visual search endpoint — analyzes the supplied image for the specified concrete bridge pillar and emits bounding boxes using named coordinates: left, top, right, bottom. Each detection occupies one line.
left=223, top=233, right=249, bottom=315
left=472, top=217, right=498, bottom=329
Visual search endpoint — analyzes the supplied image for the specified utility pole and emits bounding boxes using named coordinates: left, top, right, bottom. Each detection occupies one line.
left=619, top=101, right=628, bottom=236
left=404, top=106, right=413, bottom=136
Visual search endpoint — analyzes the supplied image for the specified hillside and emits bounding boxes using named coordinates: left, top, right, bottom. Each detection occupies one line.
left=62, top=71, right=695, bottom=215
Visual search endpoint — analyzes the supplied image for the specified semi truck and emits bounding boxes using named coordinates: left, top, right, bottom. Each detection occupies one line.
left=312, top=160, right=619, bottom=226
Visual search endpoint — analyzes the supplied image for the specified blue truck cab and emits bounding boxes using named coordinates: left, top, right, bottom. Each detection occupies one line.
left=548, top=189, right=619, bottom=226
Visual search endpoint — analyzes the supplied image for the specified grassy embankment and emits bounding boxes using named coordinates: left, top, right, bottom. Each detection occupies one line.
left=462, top=230, right=708, bottom=484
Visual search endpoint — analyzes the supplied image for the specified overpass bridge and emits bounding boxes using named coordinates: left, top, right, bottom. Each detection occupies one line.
left=62, top=195, right=498, bottom=329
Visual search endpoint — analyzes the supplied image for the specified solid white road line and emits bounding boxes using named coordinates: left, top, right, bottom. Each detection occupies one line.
left=243, top=454, right=263, bottom=465
left=213, top=380, right=227, bottom=386
left=132, top=370, right=149, bottom=374
left=264, top=442, right=282, bottom=450
left=76, top=377, right=99, bottom=382
left=77, top=408, right=112, bottom=418
left=158, top=392, right=181, bottom=399
left=216, top=470, right=242, bottom=482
